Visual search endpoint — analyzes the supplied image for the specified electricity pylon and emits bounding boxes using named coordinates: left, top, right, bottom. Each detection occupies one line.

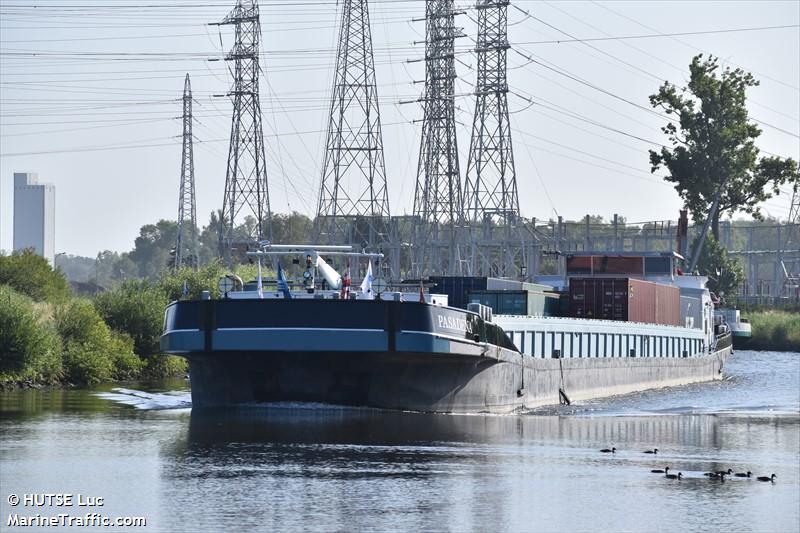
left=463, top=0, right=523, bottom=277
left=217, top=0, right=271, bottom=264
left=175, top=73, right=199, bottom=270
left=316, top=0, right=391, bottom=248
left=412, top=0, right=465, bottom=277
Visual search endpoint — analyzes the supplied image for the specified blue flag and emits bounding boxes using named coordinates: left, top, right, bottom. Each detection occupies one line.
left=277, top=263, right=292, bottom=299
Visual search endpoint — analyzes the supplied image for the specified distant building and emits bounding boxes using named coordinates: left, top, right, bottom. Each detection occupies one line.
left=13, top=172, right=55, bottom=265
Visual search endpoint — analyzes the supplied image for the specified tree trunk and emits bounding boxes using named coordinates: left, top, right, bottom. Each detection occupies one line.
left=711, top=211, right=720, bottom=242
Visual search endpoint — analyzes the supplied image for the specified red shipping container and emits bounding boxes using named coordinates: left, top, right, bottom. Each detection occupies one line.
left=569, top=278, right=680, bottom=326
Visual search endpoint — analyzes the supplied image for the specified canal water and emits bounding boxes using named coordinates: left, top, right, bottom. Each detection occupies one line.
left=1, top=350, right=798, bottom=532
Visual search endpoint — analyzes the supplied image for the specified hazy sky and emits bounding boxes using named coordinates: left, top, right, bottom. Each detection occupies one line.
left=1, top=0, right=798, bottom=257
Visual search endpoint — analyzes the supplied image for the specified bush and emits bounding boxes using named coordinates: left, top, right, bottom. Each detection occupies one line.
left=0, top=285, right=62, bottom=382
left=54, top=299, right=140, bottom=385
left=93, top=280, right=168, bottom=356
left=142, top=354, right=188, bottom=379
left=233, top=263, right=275, bottom=285
left=0, top=249, right=71, bottom=303
left=54, top=298, right=109, bottom=345
left=61, top=341, right=114, bottom=386
left=109, top=331, right=144, bottom=380
left=745, top=310, right=800, bottom=351
left=158, top=261, right=274, bottom=301
left=158, top=261, right=226, bottom=301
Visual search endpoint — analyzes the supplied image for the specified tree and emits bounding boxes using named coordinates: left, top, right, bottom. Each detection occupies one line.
left=0, top=249, right=71, bottom=303
left=649, top=55, right=799, bottom=241
left=198, top=210, right=224, bottom=266
left=271, top=212, right=313, bottom=244
left=128, top=220, right=179, bottom=279
left=691, top=235, right=745, bottom=299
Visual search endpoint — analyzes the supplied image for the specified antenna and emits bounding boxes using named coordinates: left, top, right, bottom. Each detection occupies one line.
left=217, top=0, right=271, bottom=264
left=175, top=73, right=199, bottom=270
left=315, top=0, right=391, bottom=248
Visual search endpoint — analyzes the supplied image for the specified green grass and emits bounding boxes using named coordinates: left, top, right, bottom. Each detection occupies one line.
left=743, top=310, right=800, bottom=352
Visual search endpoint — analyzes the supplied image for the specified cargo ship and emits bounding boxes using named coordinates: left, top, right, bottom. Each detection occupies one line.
left=161, top=245, right=732, bottom=413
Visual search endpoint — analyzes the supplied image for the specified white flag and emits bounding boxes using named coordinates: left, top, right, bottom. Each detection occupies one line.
left=360, top=261, right=374, bottom=299
left=257, top=258, right=264, bottom=299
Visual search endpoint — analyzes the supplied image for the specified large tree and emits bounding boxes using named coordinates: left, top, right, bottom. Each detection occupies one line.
left=649, top=54, right=798, bottom=241
left=692, top=235, right=745, bottom=299
left=128, top=220, right=178, bottom=279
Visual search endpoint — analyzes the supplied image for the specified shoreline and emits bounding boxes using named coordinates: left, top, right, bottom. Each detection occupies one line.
left=740, top=310, right=799, bottom=352
left=0, top=374, right=188, bottom=392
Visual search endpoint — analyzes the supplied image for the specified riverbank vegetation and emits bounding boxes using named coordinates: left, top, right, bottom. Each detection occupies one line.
left=742, top=310, right=800, bottom=352
left=0, top=250, right=254, bottom=388
left=0, top=250, right=267, bottom=386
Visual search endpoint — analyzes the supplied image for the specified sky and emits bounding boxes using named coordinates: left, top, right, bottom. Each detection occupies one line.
left=0, top=0, right=798, bottom=258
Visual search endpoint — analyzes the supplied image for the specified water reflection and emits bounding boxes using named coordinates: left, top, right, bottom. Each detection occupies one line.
left=183, top=406, right=798, bottom=450
left=1, top=352, right=798, bottom=532
left=152, top=407, right=799, bottom=532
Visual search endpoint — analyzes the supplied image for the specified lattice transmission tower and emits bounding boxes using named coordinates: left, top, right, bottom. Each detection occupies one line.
left=463, top=0, right=523, bottom=277
left=217, top=0, right=271, bottom=263
left=316, top=0, right=391, bottom=248
left=412, top=0, right=465, bottom=277
left=780, top=178, right=800, bottom=296
left=175, top=73, right=199, bottom=270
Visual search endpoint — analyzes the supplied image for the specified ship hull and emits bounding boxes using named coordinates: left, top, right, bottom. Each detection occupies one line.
left=162, top=299, right=732, bottom=414
left=185, top=347, right=731, bottom=413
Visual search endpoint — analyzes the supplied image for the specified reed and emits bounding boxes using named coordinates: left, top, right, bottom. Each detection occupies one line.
left=743, top=310, right=800, bottom=352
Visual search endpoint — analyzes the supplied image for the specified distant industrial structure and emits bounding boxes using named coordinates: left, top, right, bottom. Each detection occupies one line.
left=13, top=172, right=55, bottom=265
left=203, top=0, right=797, bottom=301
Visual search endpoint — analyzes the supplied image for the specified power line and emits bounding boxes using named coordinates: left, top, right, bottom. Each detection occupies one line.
left=514, top=24, right=800, bottom=45
left=538, top=0, right=800, bottom=126
left=511, top=5, right=800, bottom=139
left=589, top=0, right=800, bottom=92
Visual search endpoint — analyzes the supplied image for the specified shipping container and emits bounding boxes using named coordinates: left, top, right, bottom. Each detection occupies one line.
left=569, top=277, right=680, bottom=326
left=486, top=278, right=523, bottom=291
left=466, top=288, right=560, bottom=316
left=429, top=276, right=488, bottom=309
left=654, top=282, right=680, bottom=326
left=430, top=277, right=537, bottom=310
